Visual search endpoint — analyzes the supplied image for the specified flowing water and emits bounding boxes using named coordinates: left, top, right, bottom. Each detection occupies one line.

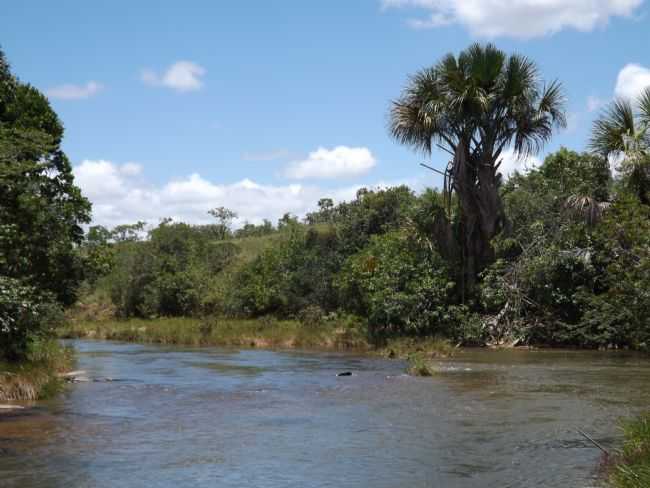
left=1, top=340, right=649, bottom=487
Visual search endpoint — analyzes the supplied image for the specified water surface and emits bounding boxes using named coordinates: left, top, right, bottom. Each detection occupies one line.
left=1, top=340, right=649, bottom=487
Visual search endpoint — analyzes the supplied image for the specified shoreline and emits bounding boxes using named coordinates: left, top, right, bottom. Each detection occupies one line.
left=0, top=341, right=74, bottom=403
left=59, top=317, right=649, bottom=354
left=58, top=317, right=371, bottom=351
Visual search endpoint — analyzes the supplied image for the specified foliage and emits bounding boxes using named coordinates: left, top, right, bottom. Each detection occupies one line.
left=389, top=43, right=566, bottom=290
left=591, top=87, right=650, bottom=205
left=0, top=49, right=89, bottom=360
left=0, top=276, right=62, bottom=361
left=479, top=149, right=650, bottom=348
left=74, top=142, right=650, bottom=352
left=609, top=412, right=650, bottom=488
left=0, top=338, right=73, bottom=400
left=577, top=196, right=650, bottom=349
left=64, top=44, right=650, bottom=354
left=338, top=231, right=457, bottom=337
left=101, top=220, right=241, bottom=318
left=208, top=206, right=238, bottom=239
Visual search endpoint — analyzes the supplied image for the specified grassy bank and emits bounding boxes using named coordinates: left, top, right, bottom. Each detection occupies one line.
left=59, top=317, right=371, bottom=350
left=607, top=412, right=650, bottom=488
left=59, top=316, right=457, bottom=377
left=0, top=340, right=73, bottom=402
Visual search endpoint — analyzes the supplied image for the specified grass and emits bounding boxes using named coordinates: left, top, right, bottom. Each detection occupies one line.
left=227, top=233, right=283, bottom=266
left=378, top=337, right=456, bottom=376
left=58, top=316, right=370, bottom=350
left=607, top=412, right=650, bottom=488
left=60, top=318, right=459, bottom=377
left=0, top=339, right=74, bottom=401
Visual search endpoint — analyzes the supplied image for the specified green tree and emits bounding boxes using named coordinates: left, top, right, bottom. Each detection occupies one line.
left=0, top=50, right=90, bottom=304
left=389, top=43, right=565, bottom=292
left=0, top=49, right=90, bottom=358
left=110, top=221, right=146, bottom=242
left=208, top=206, right=237, bottom=239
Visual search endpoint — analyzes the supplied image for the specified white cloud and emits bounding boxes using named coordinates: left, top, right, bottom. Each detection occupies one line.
left=497, top=148, right=541, bottom=179
left=615, top=63, right=650, bottom=100
left=140, top=61, right=206, bottom=92
left=46, top=81, right=103, bottom=100
left=382, top=0, right=643, bottom=38
left=587, top=95, right=607, bottom=112
left=72, top=159, right=385, bottom=228
left=285, top=146, right=376, bottom=180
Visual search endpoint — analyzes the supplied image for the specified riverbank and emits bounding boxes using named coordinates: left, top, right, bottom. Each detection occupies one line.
left=58, top=317, right=371, bottom=350
left=0, top=340, right=73, bottom=402
left=606, top=412, right=650, bottom=488
left=58, top=317, right=457, bottom=374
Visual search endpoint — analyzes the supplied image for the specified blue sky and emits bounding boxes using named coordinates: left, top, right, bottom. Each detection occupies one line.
left=4, top=1, right=650, bottom=226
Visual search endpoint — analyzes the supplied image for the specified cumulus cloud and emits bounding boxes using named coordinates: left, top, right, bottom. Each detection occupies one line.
left=72, top=159, right=382, bottom=228
left=140, top=61, right=206, bottom=92
left=285, top=146, right=376, bottom=180
left=382, top=0, right=643, bottom=38
left=615, top=63, right=650, bottom=100
left=46, top=81, right=103, bottom=100
left=497, top=148, right=541, bottom=179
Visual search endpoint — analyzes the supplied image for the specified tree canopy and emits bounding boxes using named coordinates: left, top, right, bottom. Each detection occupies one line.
left=0, top=49, right=90, bottom=359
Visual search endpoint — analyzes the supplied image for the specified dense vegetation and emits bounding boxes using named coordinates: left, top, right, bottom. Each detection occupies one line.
left=71, top=46, right=650, bottom=352
left=0, top=49, right=89, bottom=366
left=74, top=142, right=649, bottom=350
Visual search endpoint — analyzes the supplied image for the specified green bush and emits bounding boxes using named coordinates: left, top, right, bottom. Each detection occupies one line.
left=0, top=276, right=62, bottom=361
left=338, top=231, right=457, bottom=337
left=576, top=197, right=650, bottom=349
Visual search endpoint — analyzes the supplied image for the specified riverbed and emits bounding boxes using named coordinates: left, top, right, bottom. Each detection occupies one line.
left=1, top=340, right=649, bottom=487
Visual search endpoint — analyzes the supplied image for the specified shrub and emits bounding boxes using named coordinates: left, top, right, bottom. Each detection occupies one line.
left=0, top=276, right=62, bottom=361
left=337, top=231, right=457, bottom=338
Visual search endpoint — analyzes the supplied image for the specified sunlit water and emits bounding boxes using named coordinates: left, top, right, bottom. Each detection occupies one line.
left=1, top=340, right=649, bottom=487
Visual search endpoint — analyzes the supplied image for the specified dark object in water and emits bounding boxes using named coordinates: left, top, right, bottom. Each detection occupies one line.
left=337, top=371, right=352, bottom=377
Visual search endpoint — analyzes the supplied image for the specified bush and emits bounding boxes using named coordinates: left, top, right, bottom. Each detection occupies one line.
left=576, top=197, right=650, bottom=349
left=337, top=231, right=457, bottom=338
left=0, top=276, right=62, bottom=361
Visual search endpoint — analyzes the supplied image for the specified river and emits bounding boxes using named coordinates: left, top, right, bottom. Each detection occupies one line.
left=1, top=340, right=649, bottom=487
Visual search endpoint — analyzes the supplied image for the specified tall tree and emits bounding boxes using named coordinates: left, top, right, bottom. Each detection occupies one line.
left=0, top=48, right=90, bottom=306
left=590, top=87, right=650, bottom=205
left=389, top=43, right=565, bottom=292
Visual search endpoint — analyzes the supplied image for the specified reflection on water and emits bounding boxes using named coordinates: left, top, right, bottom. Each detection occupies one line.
left=1, top=341, right=649, bottom=488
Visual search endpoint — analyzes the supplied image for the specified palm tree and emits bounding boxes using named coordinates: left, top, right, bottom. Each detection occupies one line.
left=590, top=87, right=650, bottom=205
left=389, top=43, right=565, bottom=292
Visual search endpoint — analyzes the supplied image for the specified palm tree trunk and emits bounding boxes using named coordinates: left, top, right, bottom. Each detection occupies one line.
left=450, top=145, right=504, bottom=297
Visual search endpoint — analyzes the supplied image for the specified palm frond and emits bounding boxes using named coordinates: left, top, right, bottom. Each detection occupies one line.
left=589, top=98, right=635, bottom=157
left=389, top=43, right=565, bottom=165
left=537, top=80, right=567, bottom=129
left=638, top=86, right=650, bottom=128
left=565, top=194, right=609, bottom=226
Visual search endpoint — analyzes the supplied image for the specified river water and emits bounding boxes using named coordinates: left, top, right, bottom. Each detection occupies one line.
left=1, top=340, right=649, bottom=487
